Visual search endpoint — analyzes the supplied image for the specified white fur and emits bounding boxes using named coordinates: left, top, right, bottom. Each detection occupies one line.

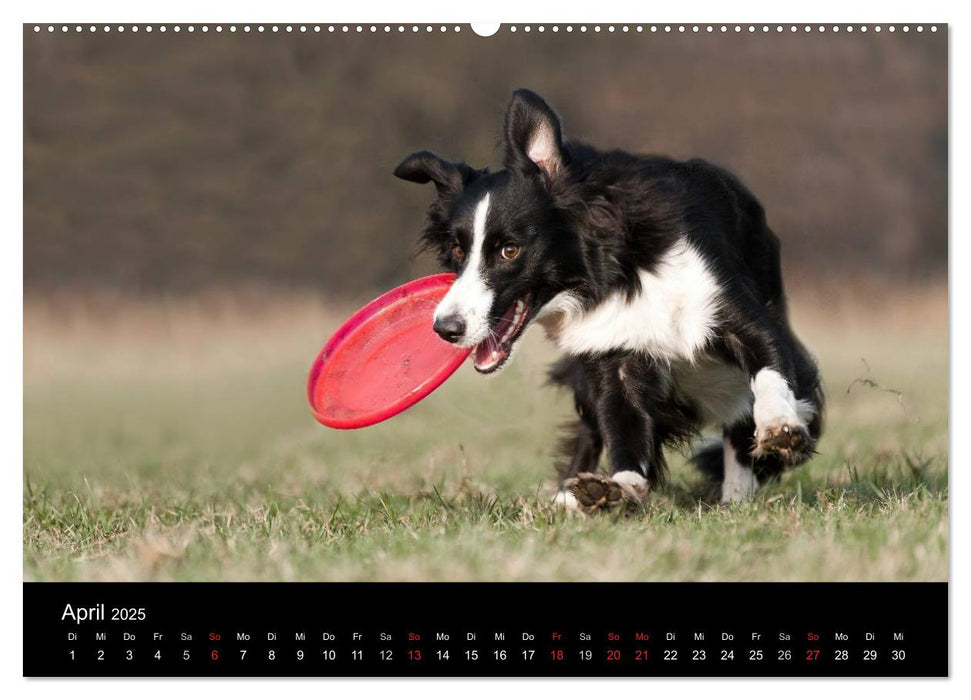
left=539, top=239, right=722, bottom=362
left=552, top=490, right=580, bottom=510
left=612, top=470, right=648, bottom=489
left=535, top=290, right=584, bottom=324
left=670, top=356, right=752, bottom=426
left=721, top=436, right=758, bottom=503
left=751, top=368, right=814, bottom=430
left=433, top=193, right=494, bottom=346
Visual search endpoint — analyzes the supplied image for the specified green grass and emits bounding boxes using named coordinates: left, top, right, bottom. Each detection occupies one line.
left=23, top=294, right=948, bottom=581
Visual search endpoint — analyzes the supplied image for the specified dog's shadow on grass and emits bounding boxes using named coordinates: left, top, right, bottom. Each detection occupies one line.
left=203, top=450, right=948, bottom=531
left=623, top=449, right=948, bottom=517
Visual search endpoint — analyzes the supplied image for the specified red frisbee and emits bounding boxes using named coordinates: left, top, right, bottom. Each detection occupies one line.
left=307, top=273, right=471, bottom=429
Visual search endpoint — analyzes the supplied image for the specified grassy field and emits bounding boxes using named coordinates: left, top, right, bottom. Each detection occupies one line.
left=23, top=286, right=948, bottom=582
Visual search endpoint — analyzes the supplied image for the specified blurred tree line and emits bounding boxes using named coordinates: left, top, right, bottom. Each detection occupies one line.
left=24, top=26, right=946, bottom=298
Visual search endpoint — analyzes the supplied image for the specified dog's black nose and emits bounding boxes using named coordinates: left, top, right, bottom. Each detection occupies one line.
left=433, top=315, right=466, bottom=343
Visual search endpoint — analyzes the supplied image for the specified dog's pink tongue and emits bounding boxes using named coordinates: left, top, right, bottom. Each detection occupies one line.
left=473, top=303, right=516, bottom=371
left=474, top=336, right=501, bottom=369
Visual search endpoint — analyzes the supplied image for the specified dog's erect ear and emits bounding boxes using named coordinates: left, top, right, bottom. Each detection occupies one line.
left=394, top=151, right=477, bottom=196
left=503, top=89, right=566, bottom=181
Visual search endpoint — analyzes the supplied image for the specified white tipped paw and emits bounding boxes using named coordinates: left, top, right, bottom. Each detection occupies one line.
left=751, top=369, right=816, bottom=465
left=561, top=471, right=649, bottom=514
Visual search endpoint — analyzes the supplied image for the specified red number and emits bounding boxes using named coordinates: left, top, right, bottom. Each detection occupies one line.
left=408, top=649, right=422, bottom=661
left=635, top=650, right=649, bottom=661
left=550, top=649, right=564, bottom=661
left=606, top=649, right=621, bottom=662
left=806, top=649, right=820, bottom=661
left=211, top=649, right=219, bottom=661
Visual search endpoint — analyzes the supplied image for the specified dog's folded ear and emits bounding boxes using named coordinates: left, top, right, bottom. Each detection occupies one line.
left=503, top=89, right=566, bottom=181
left=394, top=151, right=477, bottom=196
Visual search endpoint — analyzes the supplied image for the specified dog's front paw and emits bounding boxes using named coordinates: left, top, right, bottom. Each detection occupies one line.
left=562, top=471, right=648, bottom=514
left=751, top=369, right=817, bottom=466
left=752, top=420, right=814, bottom=464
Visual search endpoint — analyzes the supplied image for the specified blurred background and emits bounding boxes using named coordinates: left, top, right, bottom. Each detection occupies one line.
left=23, top=26, right=948, bottom=582
left=25, top=26, right=946, bottom=298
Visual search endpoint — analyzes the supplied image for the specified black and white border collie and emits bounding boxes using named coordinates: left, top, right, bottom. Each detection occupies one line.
left=395, top=89, right=823, bottom=512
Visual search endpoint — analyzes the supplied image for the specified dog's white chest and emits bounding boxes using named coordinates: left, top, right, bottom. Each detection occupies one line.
left=541, top=240, right=722, bottom=362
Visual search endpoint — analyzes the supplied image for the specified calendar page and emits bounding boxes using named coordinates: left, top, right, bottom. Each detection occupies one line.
left=22, top=20, right=948, bottom=678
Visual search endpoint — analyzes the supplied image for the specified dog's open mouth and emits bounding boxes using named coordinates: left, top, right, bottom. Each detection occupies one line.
left=473, top=294, right=533, bottom=374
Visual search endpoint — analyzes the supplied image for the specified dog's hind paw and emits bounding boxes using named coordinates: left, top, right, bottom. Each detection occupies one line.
left=752, top=420, right=814, bottom=465
left=563, top=471, right=649, bottom=514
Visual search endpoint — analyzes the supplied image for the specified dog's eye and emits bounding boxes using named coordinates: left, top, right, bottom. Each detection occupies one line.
left=452, top=245, right=464, bottom=262
left=501, top=244, right=521, bottom=261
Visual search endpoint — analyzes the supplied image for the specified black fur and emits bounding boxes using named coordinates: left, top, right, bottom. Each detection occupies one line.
left=396, top=89, right=824, bottom=498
